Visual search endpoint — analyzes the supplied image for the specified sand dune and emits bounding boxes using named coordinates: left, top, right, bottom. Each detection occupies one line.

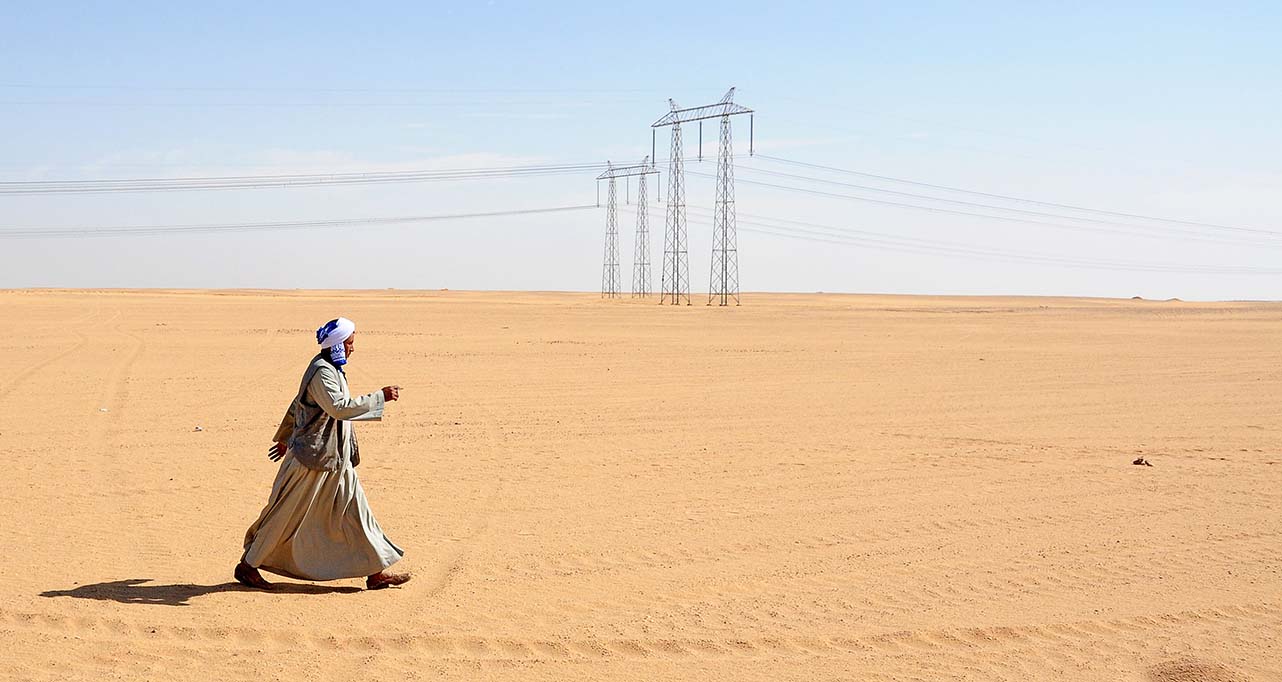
left=1, top=289, right=1278, bottom=681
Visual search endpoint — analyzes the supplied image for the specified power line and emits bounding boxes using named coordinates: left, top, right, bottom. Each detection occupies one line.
left=0, top=99, right=664, bottom=109
left=729, top=214, right=1282, bottom=274
left=0, top=161, right=612, bottom=195
left=2, top=156, right=712, bottom=194
left=690, top=170, right=1282, bottom=249
left=734, top=164, right=1282, bottom=244
left=754, top=154, right=1271, bottom=237
left=0, top=83, right=703, bottom=94
left=728, top=218, right=1282, bottom=275
left=622, top=205, right=1282, bottom=275
left=0, top=154, right=747, bottom=195
left=0, top=204, right=595, bottom=239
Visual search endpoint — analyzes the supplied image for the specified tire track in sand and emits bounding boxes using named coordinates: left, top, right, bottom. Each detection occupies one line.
left=76, top=314, right=149, bottom=550
left=0, top=306, right=108, bottom=400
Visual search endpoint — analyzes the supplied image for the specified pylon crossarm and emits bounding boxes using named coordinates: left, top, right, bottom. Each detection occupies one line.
left=652, top=102, right=752, bottom=127
left=596, top=164, right=658, bottom=180
left=598, top=155, right=657, bottom=180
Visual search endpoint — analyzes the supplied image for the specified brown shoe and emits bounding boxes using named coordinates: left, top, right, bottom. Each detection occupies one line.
left=366, top=571, right=412, bottom=590
left=234, top=561, right=273, bottom=590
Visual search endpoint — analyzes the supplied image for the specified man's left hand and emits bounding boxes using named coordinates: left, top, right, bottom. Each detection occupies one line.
left=267, top=441, right=287, bottom=462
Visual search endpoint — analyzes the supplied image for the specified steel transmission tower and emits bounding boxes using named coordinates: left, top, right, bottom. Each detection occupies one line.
left=652, top=88, right=753, bottom=306
left=600, top=165, right=621, bottom=298
left=656, top=100, right=690, bottom=305
left=632, top=160, right=654, bottom=296
left=710, top=88, right=743, bottom=305
left=597, top=158, right=659, bottom=298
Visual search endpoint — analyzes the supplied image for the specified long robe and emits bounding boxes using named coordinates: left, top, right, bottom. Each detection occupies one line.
left=241, top=366, right=404, bottom=580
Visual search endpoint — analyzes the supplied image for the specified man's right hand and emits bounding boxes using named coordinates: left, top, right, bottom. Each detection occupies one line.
left=382, top=385, right=401, bottom=402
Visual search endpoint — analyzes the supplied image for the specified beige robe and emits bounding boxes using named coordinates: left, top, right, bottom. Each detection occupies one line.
left=242, top=363, right=404, bottom=580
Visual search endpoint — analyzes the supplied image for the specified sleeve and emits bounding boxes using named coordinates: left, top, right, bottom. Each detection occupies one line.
left=271, top=399, right=297, bottom=442
left=308, top=366, right=385, bottom=422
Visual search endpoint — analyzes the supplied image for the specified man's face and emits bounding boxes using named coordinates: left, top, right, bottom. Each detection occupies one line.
left=344, top=332, right=356, bottom=358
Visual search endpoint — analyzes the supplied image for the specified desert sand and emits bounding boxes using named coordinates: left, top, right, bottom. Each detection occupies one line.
left=1, top=289, right=1278, bottom=681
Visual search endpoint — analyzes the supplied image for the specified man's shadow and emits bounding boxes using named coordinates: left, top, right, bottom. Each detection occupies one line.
left=41, top=578, right=361, bottom=607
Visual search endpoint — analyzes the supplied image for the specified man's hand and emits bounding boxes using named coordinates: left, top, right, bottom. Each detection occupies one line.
left=382, top=385, right=401, bottom=402
left=267, top=441, right=287, bottom=462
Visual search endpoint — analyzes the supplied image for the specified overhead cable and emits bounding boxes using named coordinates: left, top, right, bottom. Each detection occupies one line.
left=733, top=165, right=1282, bottom=244
left=0, top=204, right=595, bottom=239
left=689, top=171, right=1282, bottom=249
left=754, top=154, right=1270, bottom=237
left=623, top=206, right=1282, bottom=275
left=0, top=161, right=610, bottom=195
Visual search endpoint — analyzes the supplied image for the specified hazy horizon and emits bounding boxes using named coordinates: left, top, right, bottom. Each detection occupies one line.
left=6, top=287, right=1273, bottom=304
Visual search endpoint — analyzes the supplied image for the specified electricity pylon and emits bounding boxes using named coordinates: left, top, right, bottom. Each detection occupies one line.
left=710, top=88, right=742, bottom=306
left=633, top=163, right=653, bottom=296
left=655, top=100, right=690, bottom=305
left=600, top=164, right=621, bottom=298
left=597, top=158, right=658, bottom=298
left=652, top=88, right=753, bottom=306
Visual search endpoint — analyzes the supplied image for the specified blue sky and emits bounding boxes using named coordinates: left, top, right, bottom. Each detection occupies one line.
left=2, top=2, right=1280, bottom=298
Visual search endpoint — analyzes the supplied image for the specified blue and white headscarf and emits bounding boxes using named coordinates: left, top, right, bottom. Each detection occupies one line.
left=316, top=317, right=355, bottom=368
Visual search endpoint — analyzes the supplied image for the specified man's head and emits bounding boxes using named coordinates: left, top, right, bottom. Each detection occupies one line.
left=316, top=317, right=357, bottom=366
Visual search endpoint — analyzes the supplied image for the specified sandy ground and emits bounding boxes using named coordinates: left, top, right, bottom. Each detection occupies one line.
left=0, top=289, right=1278, bottom=681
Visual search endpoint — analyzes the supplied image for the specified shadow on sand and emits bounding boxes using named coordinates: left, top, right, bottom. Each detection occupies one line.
left=40, top=578, right=361, bottom=607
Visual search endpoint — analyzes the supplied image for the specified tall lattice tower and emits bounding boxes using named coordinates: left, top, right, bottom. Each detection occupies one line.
left=657, top=100, right=690, bottom=305
left=600, top=164, right=621, bottom=298
left=596, top=159, right=659, bottom=298
left=709, top=88, right=741, bottom=306
left=632, top=157, right=654, bottom=297
left=653, top=89, right=753, bottom=306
